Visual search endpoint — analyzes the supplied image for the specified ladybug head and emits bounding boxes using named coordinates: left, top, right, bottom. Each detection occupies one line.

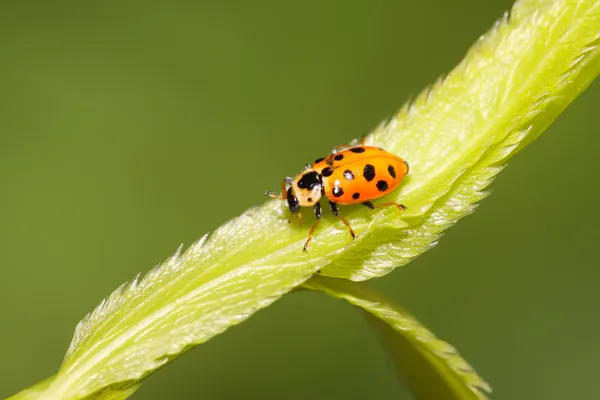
left=289, top=169, right=322, bottom=210
left=286, top=187, right=300, bottom=213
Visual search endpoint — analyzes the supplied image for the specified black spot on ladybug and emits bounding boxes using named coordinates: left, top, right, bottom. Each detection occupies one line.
left=332, top=186, right=344, bottom=198
left=315, top=157, right=325, bottom=164
left=376, top=180, right=388, bottom=192
left=334, top=154, right=344, bottom=161
left=388, top=165, right=396, bottom=178
left=350, top=147, right=365, bottom=153
left=322, top=167, right=333, bottom=177
left=343, top=170, right=354, bottom=180
left=307, top=197, right=313, bottom=202
left=352, top=192, right=360, bottom=200
left=363, top=164, right=375, bottom=181
left=297, top=171, right=320, bottom=190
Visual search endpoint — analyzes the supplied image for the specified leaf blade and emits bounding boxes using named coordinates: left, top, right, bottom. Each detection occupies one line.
left=301, top=275, right=491, bottom=400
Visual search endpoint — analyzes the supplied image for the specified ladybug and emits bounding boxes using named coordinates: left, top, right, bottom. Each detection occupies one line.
left=266, top=141, right=409, bottom=251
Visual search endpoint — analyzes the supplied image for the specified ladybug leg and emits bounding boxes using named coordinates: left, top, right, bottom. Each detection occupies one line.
left=296, top=211, right=303, bottom=227
left=287, top=210, right=303, bottom=226
left=328, top=201, right=356, bottom=239
left=265, top=179, right=288, bottom=201
left=303, top=201, right=322, bottom=251
left=362, top=201, right=407, bottom=212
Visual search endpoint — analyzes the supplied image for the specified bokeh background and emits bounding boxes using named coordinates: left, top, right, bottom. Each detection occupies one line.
left=1, top=1, right=599, bottom=399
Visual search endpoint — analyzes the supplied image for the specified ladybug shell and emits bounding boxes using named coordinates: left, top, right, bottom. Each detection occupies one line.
left=315, top=146, right=409, bottom=205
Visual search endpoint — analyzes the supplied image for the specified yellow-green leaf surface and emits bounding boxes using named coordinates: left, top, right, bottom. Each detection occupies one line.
left=9, top=0, right=600, bottom=399
left=302, top=276, right=491, bottom=400
left=6, top=377, right=139, bottom=400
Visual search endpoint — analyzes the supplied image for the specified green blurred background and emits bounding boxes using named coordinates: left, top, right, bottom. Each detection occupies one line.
left=1, top=1, right=599, bottom=399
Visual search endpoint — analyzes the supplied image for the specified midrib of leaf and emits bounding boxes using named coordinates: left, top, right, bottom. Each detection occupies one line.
left=9, top=0, right=600, bottom=399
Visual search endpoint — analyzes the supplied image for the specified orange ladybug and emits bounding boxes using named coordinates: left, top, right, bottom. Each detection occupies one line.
left=266, top=141, right=409, bottom=251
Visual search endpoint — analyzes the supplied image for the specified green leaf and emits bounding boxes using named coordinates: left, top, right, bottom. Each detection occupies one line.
left=80, top=384, right=140, bottom=400
left=320, top=0, right=600, bottom=280
left=301, top=275, right=491, bottom=400
left=6, top=378, right=141, bottom=400
left=6, top=377, right=55, bottom=400
left=9, top=0, right=600, bottom=398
